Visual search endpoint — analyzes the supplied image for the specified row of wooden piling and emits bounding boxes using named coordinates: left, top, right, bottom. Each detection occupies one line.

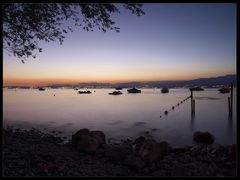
left=161, top=83, right=234, bottom=119
left=189, top=83, right=234, bottom=117
left=160, top=94, right=191, bottom=118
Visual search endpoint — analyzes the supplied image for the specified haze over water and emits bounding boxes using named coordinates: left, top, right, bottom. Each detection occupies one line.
left=3, top=88, right=236, bottom=146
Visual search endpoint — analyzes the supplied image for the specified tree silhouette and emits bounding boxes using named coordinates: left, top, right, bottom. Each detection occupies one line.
left=3, top=3, right=145, bottom=63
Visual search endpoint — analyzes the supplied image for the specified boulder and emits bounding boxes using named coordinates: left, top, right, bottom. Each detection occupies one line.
left=71, top=129, right=106, bottom=153
left=72, top=128, right=90, bottom=147
left=104, top=144, right=133, bottom=162
left=90, top=131, right=106, bottom=145
left=133, top=136, right=146, bottom=153
left=193, top=131, right=215, bottom=144
left=76, top=135, right=99, bottom=153
left=138, top=140, right=171, bottom=163
left=138, top=141, right=158, bottom=162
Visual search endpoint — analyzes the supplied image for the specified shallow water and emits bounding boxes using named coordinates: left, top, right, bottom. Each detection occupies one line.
left=3, top=88, right=236, bottom=146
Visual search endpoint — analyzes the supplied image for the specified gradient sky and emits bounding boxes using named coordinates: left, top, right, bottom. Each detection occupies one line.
left=3, top=3, right=236, bottom=86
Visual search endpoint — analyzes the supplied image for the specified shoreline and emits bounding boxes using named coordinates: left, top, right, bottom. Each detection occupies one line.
left=3, top=123, right=236, bottom=148
left=3, top=127, right=236, bottom=177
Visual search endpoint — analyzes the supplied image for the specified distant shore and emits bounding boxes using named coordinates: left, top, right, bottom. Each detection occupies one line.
left=3, top=74, right=236, bottom=89
left=3, top=127, right=236, bottom=177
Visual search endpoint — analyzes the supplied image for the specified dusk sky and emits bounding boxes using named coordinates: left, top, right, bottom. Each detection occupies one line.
left=3, top=3, right=236, bottom=86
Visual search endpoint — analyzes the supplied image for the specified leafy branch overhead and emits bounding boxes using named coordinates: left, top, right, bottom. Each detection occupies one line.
left=3, top=3, right=145, bottom=63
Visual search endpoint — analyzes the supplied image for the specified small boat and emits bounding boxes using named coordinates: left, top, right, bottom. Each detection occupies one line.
left=189, top=87, right=204, bottom=91
left=127, top=88, right=141, bottom=93
left=78, top=90, right=92, bottom=94
left=115, top=87, right=123, bottom=90
left=161, top=87, right=169, bottom=93
left=38, top=88, right=45, bottom=91
left=219, top=87, right=230, bottom=93
left=109, top=91, right=122, bottom=95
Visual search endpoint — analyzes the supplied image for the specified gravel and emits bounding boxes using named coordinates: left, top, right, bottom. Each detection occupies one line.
left=3, top=128, right=236, bottom=177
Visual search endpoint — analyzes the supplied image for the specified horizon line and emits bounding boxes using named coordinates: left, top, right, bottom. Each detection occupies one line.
left=3, top=74, right=236, bottom=87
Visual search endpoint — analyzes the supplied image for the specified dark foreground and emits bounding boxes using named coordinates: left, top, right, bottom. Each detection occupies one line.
left=3, top=128, right=236, bottom=177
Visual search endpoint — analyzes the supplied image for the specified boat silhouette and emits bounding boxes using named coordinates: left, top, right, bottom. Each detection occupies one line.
left=38, top=88, right=45, bottom=91
left=127, top=88, right=141, bottom=93
left=161, top=87, right=169, bottom=93
left=78, top=90, right=92, bottom=94
left=109, top=91, right=123, bottom=95
left=219, top=87, right=230, bottom=93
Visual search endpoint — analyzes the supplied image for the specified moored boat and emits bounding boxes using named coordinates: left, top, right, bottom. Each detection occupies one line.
left=219, top=87, right=230, bottom=93
left=161, top=87, right=169, bottom=93
left=109, top=91, right=123, bottom=95
left=78, top=90, right=92, bottom=94
left=127, top=88, right=141, bottom=93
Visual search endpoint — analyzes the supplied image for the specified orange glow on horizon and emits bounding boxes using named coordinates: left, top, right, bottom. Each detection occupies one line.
left=3, top=71, right=233, bottom=86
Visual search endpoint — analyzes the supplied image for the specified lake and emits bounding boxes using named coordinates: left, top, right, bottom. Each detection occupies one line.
left=3, top=88, right=236, bottom=147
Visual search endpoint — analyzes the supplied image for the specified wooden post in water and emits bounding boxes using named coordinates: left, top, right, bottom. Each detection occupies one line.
left=190, top=89, right=193, bottom=100
left=230, top=83, right=233, bottom=116
left=228, top=97, right=231, bottom=116
left=191, top=99, right=195, bottom=115
left=190, top=89, right=193, bottom=114
left=188, top=89, right=196, bottom=119
left=193, top=99, right=195, bottom=114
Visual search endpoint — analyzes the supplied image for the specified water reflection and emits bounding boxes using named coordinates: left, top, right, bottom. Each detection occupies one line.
left=227, top=113, right=233, bottom=133
left=190, top=109, right=195, bottom=132
left=189, top=97, right=195, bottom=132
left=3, top=88, right=236, bottom=146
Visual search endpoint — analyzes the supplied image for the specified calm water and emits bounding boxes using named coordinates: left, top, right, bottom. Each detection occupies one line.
left=3, top=88, right=236, bottom=147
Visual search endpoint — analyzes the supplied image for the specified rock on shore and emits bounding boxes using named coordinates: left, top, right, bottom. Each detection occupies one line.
left=3, top=128, right=236, bottom=176
left=193, top=131, right=215, bottom=144
left=72, top=129, right=106, bottom=153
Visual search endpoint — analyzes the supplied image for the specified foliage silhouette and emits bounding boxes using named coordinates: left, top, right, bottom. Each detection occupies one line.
left=3, top=3, right=145, bottom=63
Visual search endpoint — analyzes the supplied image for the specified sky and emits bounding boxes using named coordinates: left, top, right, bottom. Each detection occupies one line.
left=3, top=3, right=236, bottom=86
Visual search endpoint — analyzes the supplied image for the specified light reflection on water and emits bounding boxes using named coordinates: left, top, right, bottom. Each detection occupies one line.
left=3, top=88, right=236, bottom=146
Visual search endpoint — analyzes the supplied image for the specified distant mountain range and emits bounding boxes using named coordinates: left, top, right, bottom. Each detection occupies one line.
left=47, top=74, right=236, bottom=88
left=143, top=74, right=237, bottom=88
left=4, top=74, right=236, bottom=89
